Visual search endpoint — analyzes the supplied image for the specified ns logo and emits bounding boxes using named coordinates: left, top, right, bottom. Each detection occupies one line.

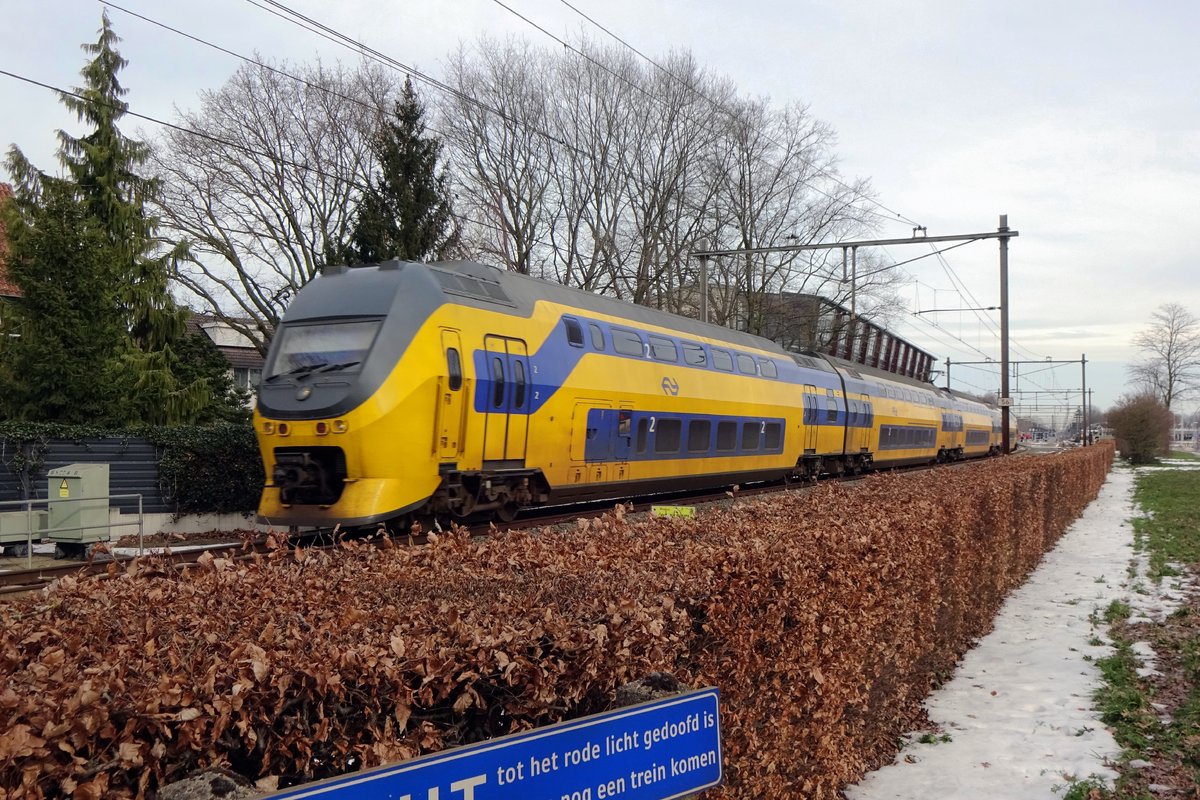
left=661, top=376, right=680, bottom=396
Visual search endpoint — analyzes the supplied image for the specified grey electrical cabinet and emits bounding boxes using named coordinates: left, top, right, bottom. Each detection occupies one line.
left=0, top=510, right=48, bottom=553
left=47, top=463, right=110, bottom=549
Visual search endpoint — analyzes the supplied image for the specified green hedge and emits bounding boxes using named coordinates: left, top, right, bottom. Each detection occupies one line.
left=0, top=420, right=262, bottom=515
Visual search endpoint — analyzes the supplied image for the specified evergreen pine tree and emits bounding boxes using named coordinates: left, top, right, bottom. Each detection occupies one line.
left=343, top=78, right=460, bottom=264
left=3, top=12, right=212, bottom=425
left=0, top=172, right=126, bottom=422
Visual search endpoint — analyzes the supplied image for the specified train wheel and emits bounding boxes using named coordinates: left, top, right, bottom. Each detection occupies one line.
left=496, top=501, right=521, bottom=523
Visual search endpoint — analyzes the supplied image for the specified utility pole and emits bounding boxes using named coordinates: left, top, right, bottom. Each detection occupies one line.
left=945, top=357, right=951, bottom=391
left=999, top=215, right=1012, bottom=454
left=1088, top=389, right=1095, bottom=443
left=691, top=217, right=1019, bottom=450
left=1081, top=354, right=1088, bottom=445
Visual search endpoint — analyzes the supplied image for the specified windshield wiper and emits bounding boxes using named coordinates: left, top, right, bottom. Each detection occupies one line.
left=314, top=360, right=361, bottom=373
left=265, top=362, right=328, bottom=383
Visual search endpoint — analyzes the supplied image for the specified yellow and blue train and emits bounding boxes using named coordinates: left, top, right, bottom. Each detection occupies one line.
left=254, top=260, right=1013, bottom=528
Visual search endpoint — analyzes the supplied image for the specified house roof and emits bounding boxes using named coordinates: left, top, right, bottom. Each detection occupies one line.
left=0, top=183, right=19, bottom=299
left=186, top=312, right=267, bottom=370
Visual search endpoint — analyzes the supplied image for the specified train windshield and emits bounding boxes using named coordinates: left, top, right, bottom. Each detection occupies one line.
left=266, top=318, right=382, bottom=380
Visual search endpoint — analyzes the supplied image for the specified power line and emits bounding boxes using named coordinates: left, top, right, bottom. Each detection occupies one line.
left=237, top=0, right=587, bottom=159
left=546, top=0, right=922, bottom=230
left=0, top=67, right=564, bottom=259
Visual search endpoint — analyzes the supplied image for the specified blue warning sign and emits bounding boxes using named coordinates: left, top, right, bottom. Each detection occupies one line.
left=268, top=689, right=721, bottom=800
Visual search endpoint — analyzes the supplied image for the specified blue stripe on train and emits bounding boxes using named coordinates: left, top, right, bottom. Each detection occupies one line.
left=582, top=409, right=787, bottom=463
left=471, top=314, right=843, bottom=416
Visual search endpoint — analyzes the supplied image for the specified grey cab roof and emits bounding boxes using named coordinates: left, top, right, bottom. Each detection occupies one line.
left=308, top=259, right=819, bottom=364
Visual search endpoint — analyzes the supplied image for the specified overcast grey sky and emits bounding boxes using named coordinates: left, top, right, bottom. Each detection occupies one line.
left=4, top=0, right=1198, bottom=417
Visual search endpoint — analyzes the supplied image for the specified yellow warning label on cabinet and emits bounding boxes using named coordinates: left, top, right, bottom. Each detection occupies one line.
left=58, top=479, right=69, bottom=498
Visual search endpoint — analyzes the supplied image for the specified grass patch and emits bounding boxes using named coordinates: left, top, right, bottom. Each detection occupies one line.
left=1055, top=774, right=1112, bottom=799
left=1166, top=450, right=1200, bottom=461
left=916, top=732, right=952, bottom=744
left=1132, top=471, right=1200, bottom=581
left=1088, top=466, right=1200, bottom=796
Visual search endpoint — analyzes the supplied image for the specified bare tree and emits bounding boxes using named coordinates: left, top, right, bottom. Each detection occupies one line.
left=440, top=38, right=557, bottom=276
left=1129, top=303, right=1200, bottom=410
left=439, top=32, right=895, bottom=345
left=700, top=96, right=892, bottom=340
left=151, top=59, right=396, bottom=352
left=611, top=51, right=726, bottom=308
left=543, top=41, right=640, bottom=293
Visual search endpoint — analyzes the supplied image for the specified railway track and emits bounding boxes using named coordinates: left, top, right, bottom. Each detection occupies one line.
left=0, top=540, right=252, bottom=597
left=0, top=457, right=985, bottom=600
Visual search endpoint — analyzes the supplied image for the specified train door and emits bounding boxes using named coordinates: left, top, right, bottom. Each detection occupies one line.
left=482, top=336, right=530, bottom=465
left=613, top=405, right=633, bottom=481
left=803, top=384, right=819, bottom=451
left=572, top=402, right=608, bottom=462
left=435, top=329, right=466, bottom=460
left=854, top=393, right=871, bottom=452
left=570, top=401, right=612, bottom=484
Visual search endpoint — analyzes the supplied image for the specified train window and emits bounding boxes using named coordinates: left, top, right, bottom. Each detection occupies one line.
left=589, top=323, right=606, bottom=351
left=848, top=400, right=858, bottom=427
left=682, top=342, right=706, bottom=366
left=266, top=318, right=381, bottom=379
left=736, top=354, right=757, bottom=375
left=612, top=328, right=644, bottom=357
left=491, top=357, right=505, bottom=408
left=741, top=421, right=760, bottom=451
left=636, top=418, right=649, bottom=454
left=760, top=359, right=778, bottom=378
left=649, top=335, right=678, bottom=362
left=446, top=348, right=462, bottom=391
left=618, top=411, right=632, bottom=437
left=826, top=398, right=837, bottom=423
left=655, top=419, right=682, bottom=453
left=764, top=422, right=782, bottom=450
left=687, top=420, right=711, bottom=452
left=716, top=421, right=738, bottom=451
left=513, top=360, right=527, bottom=409
left=711, top=349, right=734, bottom=371
left=564, top=318, right=584, bottom=347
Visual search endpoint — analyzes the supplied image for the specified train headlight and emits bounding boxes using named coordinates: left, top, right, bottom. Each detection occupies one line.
left=332, top=419, right=349, bottom=433
left=278, top=423, right=290, bottom=436
left=262, top=421, right=275, bottom=435
left=315, top=422, right=329, bottom=435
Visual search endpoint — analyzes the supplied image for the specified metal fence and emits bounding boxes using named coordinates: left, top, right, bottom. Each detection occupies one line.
left=0, top=493, right=145, bottom=569
left=0, top=437, right=172, bottom=514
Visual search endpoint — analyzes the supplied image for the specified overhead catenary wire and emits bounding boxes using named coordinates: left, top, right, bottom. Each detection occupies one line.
left=0, top=67, right=567, bottom=259
left=539, top=0, right=922, bottom=230
left=99, top=1, right=458, bottom=143
left=245, top=0, right=891, bottom=234
left=74, top=2, right=1052, bottom=394
left=235, top=0, right=590, bottom=161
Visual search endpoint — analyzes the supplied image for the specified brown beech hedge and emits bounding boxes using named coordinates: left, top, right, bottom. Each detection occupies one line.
left=0, top=443, right=1113, bottom=799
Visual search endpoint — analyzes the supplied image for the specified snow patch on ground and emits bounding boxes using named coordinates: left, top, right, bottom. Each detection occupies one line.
left=847, top=467, right=1141, bottom=800
left=1137, top=461, right=1200, bottom=470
